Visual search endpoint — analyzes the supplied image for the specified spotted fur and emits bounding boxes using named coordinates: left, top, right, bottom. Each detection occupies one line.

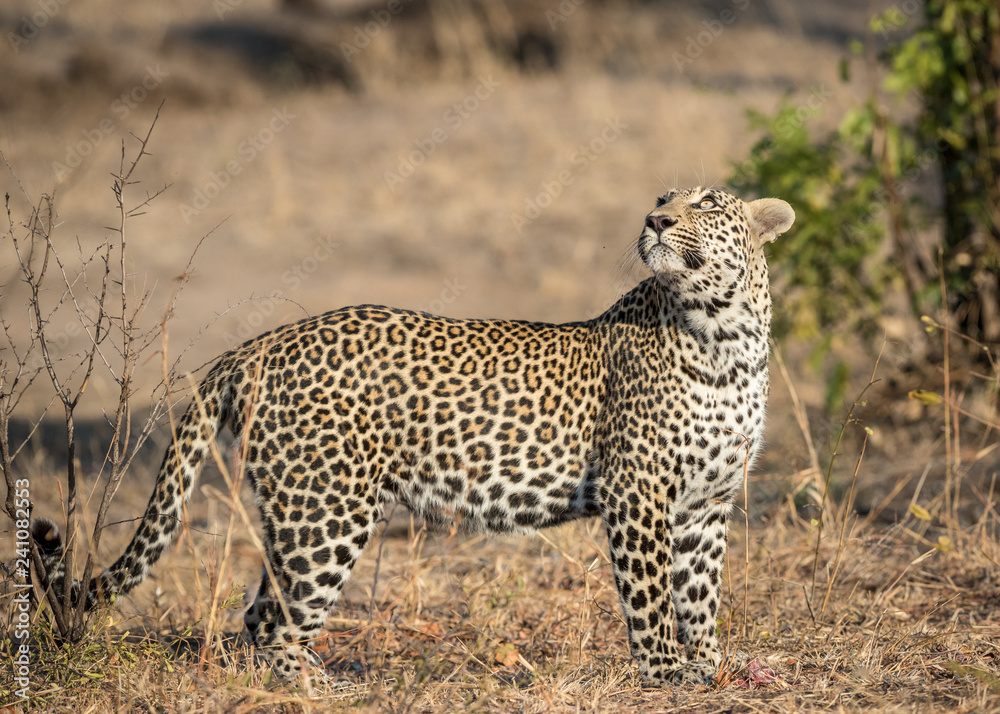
left=31, top=187, right=794, bottom=685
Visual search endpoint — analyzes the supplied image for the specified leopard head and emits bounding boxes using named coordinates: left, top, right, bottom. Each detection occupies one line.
left=638, top=187, right=794, bottom=295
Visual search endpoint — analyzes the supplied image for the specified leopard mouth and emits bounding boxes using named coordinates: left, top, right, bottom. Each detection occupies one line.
left=640, top=234, right=706, bottom=275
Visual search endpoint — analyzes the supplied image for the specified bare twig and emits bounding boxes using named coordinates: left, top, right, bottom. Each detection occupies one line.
left=0, top=109, right=208, bottom=644
left=809, top=344, right=884, bottom=606
left=820, top=431, right=868, bottom=618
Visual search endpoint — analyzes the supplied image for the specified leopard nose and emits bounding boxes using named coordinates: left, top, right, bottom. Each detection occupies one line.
left=646, top=214, right=677, bottom=233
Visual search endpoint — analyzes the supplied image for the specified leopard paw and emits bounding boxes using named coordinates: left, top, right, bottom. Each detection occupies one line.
left=655, top=660, right=716, bottom=686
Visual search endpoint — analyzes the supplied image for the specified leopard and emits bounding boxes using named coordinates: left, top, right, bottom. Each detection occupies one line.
left=31, top=186, right=794, bottom=686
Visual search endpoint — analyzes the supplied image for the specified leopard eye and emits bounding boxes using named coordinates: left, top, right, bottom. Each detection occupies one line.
left=655, top=196, right=667, bottom=207
left=697, top=197, right=717, bottom=210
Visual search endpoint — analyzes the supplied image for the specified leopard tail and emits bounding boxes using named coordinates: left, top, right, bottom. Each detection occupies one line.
left=30, top=357, right=239, bottom=609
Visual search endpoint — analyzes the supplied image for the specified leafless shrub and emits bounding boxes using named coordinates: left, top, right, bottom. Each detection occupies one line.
left=0, top=108, right=203, bottom=643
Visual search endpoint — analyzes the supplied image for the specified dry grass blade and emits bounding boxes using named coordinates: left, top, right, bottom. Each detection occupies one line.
left=809, top=343, right=884, bottom=605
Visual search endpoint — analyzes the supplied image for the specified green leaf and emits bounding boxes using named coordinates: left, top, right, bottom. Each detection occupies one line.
left=937, top=126, right=966, bottom=149
left=910, top=504, right=932, bottom=520
left=941, top=2, right=957, bottom=33
left=908, top=389, right=943, bottom=405
left=945, top=662, right=1000, bottom=694
left=824, top=360, right=850, bottom=412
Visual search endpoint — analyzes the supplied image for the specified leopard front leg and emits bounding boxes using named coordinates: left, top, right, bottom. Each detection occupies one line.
left=671, top=502, right=730, bottom=678
left=600, top=480, right=712, bottom=685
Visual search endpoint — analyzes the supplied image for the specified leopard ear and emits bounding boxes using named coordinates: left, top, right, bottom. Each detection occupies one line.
left=747, top=198, right=794, bottom=243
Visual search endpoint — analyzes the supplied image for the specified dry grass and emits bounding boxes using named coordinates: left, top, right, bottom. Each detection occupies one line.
left=3, top=382, right=999, bottom=712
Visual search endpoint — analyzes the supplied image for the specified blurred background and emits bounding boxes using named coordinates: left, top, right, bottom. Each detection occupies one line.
left=1, top=0, right=998, bottom=514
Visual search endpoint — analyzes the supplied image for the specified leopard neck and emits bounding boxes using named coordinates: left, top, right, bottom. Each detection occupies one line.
left=595, top=260, right=773, bottom=377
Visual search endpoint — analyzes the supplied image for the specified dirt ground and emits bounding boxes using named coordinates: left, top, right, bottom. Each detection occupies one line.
left=2, top=1, right=999, bottom=712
